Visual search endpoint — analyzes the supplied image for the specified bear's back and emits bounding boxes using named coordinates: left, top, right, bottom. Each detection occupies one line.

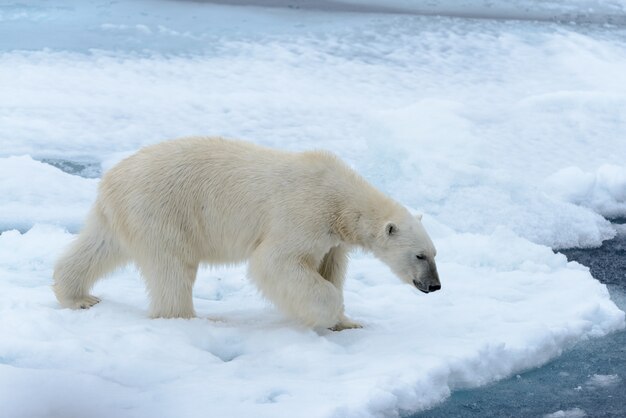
left=96, top=137, right=364, bottom=261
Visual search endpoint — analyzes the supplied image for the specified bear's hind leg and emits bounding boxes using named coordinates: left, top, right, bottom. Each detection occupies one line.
left=319, top=245, right=362, bottom=330
left=138, top=257, right=198, bottom=319
left=249, top=247, right=343, bottom=329
left=53, top=207, right=128, bottom=309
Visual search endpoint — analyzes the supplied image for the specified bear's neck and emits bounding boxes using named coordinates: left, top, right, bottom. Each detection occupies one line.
left=332, top=185, right=403, bottom=250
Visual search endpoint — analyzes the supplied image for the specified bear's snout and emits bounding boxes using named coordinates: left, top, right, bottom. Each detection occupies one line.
left=413, top=279, right=428, bottom=293
left=413, top=279, right=441, bottom=294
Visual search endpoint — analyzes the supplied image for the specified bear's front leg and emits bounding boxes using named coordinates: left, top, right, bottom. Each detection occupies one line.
left=249, top=248, right=343, bottom=329
left=319, top=245, right=362, bottom=331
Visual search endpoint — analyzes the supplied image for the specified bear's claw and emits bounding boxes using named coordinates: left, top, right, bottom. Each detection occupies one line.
left=330, top=316, right=363, bottom=331
left=62, top=295, right=101, bottom=310
left=79, top=296, right=101, bottom=309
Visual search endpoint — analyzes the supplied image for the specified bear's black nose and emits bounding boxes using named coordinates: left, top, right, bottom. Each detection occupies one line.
left=428, top=284, right=441, bottom=292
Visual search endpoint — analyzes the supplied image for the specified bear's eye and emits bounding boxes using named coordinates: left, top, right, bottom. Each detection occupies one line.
left=416, top=254, right=425, bottom=260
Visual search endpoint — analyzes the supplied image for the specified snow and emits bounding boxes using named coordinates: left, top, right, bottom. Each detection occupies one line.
left=544, top=408, right=587, bottom=418
left=543, top=165, right=626, bottom=220
left=585, top=373, right=622, bottom=388
left=614, top=223, right=626, bottom=237
left=0, top=156, right=97, bottom=232
left=4, top=2, right=626, bottom=248
left=1, top=1, right=625, bottom=417
left=1, top=223, right=623, bottom=418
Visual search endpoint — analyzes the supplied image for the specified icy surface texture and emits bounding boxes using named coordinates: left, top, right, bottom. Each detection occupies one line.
left=0, top=1, right=625, bottom=417
left=0, top=156, right=97, bottom=232
left=2, top=1, right=626, bottom=247
left=543, top=165, right=626, bottom=220
left=0, top=224, right=623, bottom=418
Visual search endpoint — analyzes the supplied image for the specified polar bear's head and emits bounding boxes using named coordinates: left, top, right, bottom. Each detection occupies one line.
left=371, top=212, right=440, bottom=293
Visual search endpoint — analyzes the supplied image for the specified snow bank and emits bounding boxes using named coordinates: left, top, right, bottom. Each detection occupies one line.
left=0, top=224, right=622, bottom=418
left=543, top=165, right=626, bottom=220
left=0, top=156, right=97, bottom=232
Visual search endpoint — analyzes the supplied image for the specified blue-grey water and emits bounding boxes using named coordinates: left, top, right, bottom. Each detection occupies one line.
left=39, top=158, right=101, bottom=179
left=414, top=225, right=626, bottom=418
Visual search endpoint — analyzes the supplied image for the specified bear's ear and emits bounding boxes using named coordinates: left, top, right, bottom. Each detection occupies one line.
left=385, top=222, right=398, bottom=237
left=415, top=213, right=423, bottom=221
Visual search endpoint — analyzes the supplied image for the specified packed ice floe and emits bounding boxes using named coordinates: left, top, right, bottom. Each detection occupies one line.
left=1, top=1, right=625, bottom=417
left=0, top=156, right=97, bottom=232
left=543, top=165, right=626, bottom=220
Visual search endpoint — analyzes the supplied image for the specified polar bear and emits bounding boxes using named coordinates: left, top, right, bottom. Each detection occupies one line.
left=53, top=137, right=440, bottom=330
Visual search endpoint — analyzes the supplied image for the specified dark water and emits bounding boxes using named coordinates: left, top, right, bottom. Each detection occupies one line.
left=40, top=158, right=101, bottom=178
left=414, top=228, right=626, bottom=418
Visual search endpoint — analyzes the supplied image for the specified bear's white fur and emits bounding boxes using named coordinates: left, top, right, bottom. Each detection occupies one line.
left=53, top=137, right=439, bottom=330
